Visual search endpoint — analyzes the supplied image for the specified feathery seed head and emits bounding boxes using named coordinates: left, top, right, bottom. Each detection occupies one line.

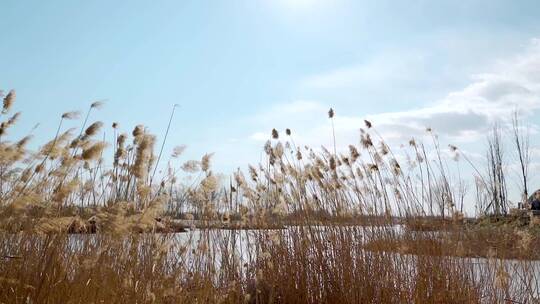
left=274, top=142, right=284, bottom=158
left=90, top=101, right=104, bottom=109
left=379, top=142, right=389, bottom=155
left=2, top=90, right=15, bottom=114
left=132, top=125, right=145, bottom=137
left=81, top=142, right=107, bottom=161
left=85, top=121, right=103, bottom=136
left=117, top=133, right=127, bottom=146
left=391, top=159, right=401, bottom=175
left=201, top=153, right=214, bottom=172
left=172, top=145, right=187, bottom=158
left=296, top=150, right=302, bottom=160
left=349, top=145, right=360, bottom=161
left=7, top=112, right=21, bottom=126
left=181, top=160, right=201, bottom=173
left=248, top=165, right=258, bottom=181
left=361, top=133, right=373, bottom=148
left=234, top=170, right=247, bottom=186
left=271, top=128, right=279, bottom=139
left=62, top=111, right=80, bottom=120
left=364, top=120, right=372, bottom=128
left=16, top=135, right=32, bottom=149
left=35, top=163, right=44, bottom=173
left=329, top=156, right=336, bottom=171
left=133, top=134, right=155, bottom=179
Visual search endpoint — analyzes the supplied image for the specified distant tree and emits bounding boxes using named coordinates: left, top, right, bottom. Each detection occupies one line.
left=511, top=110, right=531, bottom=205
left=485, top=123, right=508, bottom=215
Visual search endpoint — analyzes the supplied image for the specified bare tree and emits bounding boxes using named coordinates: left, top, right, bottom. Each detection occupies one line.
left=474, top=175, right=489, bottom=216
left=485, top=123, right=508, bottom=215
left=511, top=110, right=531, bottom=206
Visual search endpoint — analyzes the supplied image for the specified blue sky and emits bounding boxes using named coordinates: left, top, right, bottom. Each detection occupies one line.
left=2, top=0, right=540, bottom=208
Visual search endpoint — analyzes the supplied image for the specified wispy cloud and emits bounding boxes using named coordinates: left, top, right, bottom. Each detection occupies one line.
left=368, top=38, right=540, bottom=141
left=250, top=38, right=540, bottom=148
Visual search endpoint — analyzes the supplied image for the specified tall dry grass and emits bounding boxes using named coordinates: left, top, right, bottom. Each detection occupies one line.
left=0, top=89, right=539, bottom=303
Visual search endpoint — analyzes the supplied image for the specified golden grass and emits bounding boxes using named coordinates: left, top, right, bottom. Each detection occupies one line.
left=0, top=89, right=539, bottom=303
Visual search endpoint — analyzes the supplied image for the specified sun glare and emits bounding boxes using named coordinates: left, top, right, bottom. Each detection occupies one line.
left=276, top=0, right=332, bottom=12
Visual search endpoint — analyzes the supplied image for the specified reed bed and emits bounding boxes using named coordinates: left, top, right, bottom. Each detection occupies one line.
left=0, top=89, right=539, bottom=303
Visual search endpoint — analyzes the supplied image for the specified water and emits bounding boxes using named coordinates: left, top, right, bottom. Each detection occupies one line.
left=65, top=225, right=540, bottom=302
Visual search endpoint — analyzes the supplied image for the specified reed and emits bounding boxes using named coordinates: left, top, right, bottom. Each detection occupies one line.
left=0, top=89, right=539, bottom=303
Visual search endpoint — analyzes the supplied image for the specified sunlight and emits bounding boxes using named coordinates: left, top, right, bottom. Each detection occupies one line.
left=275, top=0, right=333, bottom=12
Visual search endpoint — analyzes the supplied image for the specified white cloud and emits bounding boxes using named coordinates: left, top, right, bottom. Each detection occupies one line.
left=268, top=38, right=540, bottom=148
left=370, top=39, right=540, bottom=142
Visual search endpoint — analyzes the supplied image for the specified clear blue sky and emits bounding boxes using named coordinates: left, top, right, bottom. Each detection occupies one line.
left=2, top=0, right=540, bottom=185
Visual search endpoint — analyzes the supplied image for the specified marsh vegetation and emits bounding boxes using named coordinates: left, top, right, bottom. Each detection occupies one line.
left=0, top=90, right=539, bottom=303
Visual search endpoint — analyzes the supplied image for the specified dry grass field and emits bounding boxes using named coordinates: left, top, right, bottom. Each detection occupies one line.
left=1, top=90, right=539, bottom=303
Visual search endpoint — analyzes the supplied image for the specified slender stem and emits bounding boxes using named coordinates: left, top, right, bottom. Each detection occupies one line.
left=331, top=118, right=336, bottom=156
left=150, top=104, right=179, bottom=186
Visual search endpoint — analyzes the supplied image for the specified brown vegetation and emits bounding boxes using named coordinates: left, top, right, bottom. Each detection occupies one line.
left=0, top=89, right=539, bottom=303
